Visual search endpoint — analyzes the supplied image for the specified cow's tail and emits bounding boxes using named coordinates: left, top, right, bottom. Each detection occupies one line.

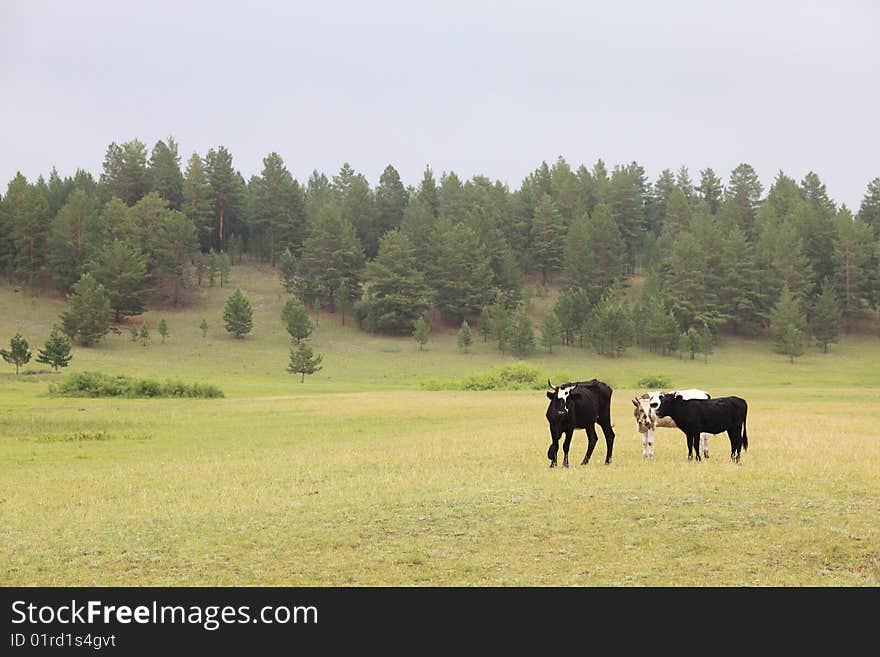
left=741, top=404, right=749, bottom=452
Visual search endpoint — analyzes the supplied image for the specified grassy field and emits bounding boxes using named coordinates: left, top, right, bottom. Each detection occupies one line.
left=1, top=265, right=879, bottom=586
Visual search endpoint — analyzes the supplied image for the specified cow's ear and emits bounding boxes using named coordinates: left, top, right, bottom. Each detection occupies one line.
left=632, top=398, right=639, bottom=407
left=546, top=391, right=554, bottom=399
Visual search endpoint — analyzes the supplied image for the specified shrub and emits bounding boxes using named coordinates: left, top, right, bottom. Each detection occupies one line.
left=422, top=363, right=572, bottom=391
left=50, top=371, right=224, bottom=398
left=636, top=375, right=672, bottom=389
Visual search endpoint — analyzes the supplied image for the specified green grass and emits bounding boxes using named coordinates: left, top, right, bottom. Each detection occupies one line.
left=1, top=265, right=878, bottom=586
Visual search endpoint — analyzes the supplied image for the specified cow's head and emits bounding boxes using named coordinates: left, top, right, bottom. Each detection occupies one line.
left=546, top=380, right=577, bottom=420
left=655, top=392, right=682, bottom=419
left=632, top=393, right=654, bottom=432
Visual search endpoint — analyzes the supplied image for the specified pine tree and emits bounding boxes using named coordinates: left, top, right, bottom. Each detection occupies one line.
left=812, top=278, right=841, bottom=353
left=5, top=172, right=49, bottom=285
left=417, top=166, right=440, bottom=218
left=219, top=251, right=231, bottom=288
left=565, top=205, right=624, bottom=304
left=279, top=248, right=297, bottom=293
left=223, top=288, right=254, bottom=338
left=530, top=194, right=565, bottom=284
left=147, top=137, right=184, bottom=209
left=647, top=168, right=676, bottom=234
left=552, top=287, right=589, bottom=347
left=299, top=202, right=365, bottom=314
left=719, top=224, right=763, bottom=335
left=724, top=163, right=764, bottom=237
left=834, top=207, right=873, bottom=330
left=100, top=196, right=138, bottom=244
left=359, top=230, right=432, bottom=333
left=158, top=318, right=169, bottom=343
left=608, top=168, right=644, bottom=272
left=412, top=316, right=430, bottom=351
left=339, top=173, right=376, bottom=261
left=183, top=152, right=214, bottom=251
left=681, top=328, right=700, bottom=361
left=508, top=312, right=536, bottom=358
left=489, top=303, right=511, bottom=352
left=771, top=283, right=808, bottom=360
left=592, top=290, right=634, bottom=358
left=287, top=343, right=323, bottom=383
left=857, top=177, right=880, bottom=238
left=778, top=326, right=805, bottom=364
left=46, top=189, right=100, bottom=292
left=200, top=319, right=208, bottom=338
left=697, top=324, right=715, bottom=363
left=457, top=320, right=473, bottom=353
left=60, top=273, right=111, bottom=346
left=88, top=240, right=149, bottom=322
left=541, top=310, right=562, bottom=353
left=100, top=140, right=148, bottom=206
left=432, top=220, right=493, bottom=323
left=477, top=307, right=493, bottom=343
left=665, top=230, right=710, bottom=329
left=150, top=209, right=199, bottom=304
left=374, top=164, right=408, bottom=246
left=205, top=146, right=244, bottom=251
left=660, top=188, right=691, bottom=243
left=139, top=323, right=150, bottom=346
left=281, top=297, right=313, bottom=344
left=0, top=333, right=31, bottom=374
left=698, top=168, right=724, bottom=214
left=250, top=152, right=306, bottom=265
left=36, top=326, right=73, bottom=371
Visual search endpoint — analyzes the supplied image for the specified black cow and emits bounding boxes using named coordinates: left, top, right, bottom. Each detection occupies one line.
left=545, top=379, right=615, bottom=468
left=655, top=393, right=749, bottom=463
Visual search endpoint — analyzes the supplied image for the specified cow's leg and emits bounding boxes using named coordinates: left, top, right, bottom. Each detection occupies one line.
left=700, top=433, right=710, bottom=459
left=693, top=433, right=702, bottom=462
left=582, top=424, right=599, bottom=465
left=547, top=432, right=560, bottom=468
left=727, top=428, right=742, bottom=464
left=562, top=429, right=573, bottom=468
left=599, top=418, right=615, bottom=464
left=640, top=430, right=649, bottom=459
left=686, top=433, right=694, bottom=460
left=646, top=428, right=655, bottom=460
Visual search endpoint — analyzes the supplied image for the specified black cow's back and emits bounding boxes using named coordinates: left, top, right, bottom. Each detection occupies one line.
left=568, top=380, right=613, bottom=429
left=679, top=396, right=747, bottom=435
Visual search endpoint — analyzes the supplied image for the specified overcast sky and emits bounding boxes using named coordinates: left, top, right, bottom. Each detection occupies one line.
left=2, top=0, right=878, bottom=209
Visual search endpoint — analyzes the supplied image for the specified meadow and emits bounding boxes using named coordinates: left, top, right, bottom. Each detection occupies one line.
left=1, top=266, right=878, bottom=586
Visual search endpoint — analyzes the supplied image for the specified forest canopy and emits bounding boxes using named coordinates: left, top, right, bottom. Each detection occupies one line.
left=2, top=139, right=878, bottom=347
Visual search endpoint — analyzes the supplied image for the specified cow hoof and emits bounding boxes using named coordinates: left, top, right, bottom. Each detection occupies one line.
left=580, top=459, right=589, bottom=466
left=549, top=462, right=557, bottom=468
left=563, top=462, right=569, bottom=469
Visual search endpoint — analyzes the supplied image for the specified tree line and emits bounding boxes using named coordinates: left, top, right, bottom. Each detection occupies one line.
left=2, top=137, right=878, bottom=358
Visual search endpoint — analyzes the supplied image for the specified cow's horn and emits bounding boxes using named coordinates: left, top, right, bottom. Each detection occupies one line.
left=547, top=379, right=554, bottom=390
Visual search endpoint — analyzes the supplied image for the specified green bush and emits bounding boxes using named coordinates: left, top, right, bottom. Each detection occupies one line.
left=422, top=363, right=572, bottom=391
left=636, top=375, right=672, bottom=389
left=50, top=371, right=224, bottom=398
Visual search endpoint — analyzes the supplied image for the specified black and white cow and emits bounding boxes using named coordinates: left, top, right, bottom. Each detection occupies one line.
left=632, top=389, right=711, bottom=460
left=655, top=393, right=749, bottom=463
left=545, top=379, right=615, bottom=468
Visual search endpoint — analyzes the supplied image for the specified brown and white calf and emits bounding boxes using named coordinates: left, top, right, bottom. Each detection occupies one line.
left=632, top=389, right=710, bottom=459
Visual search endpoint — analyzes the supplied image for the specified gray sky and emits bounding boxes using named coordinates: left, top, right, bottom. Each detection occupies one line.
left=2, top=0, right=878, bottom=209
